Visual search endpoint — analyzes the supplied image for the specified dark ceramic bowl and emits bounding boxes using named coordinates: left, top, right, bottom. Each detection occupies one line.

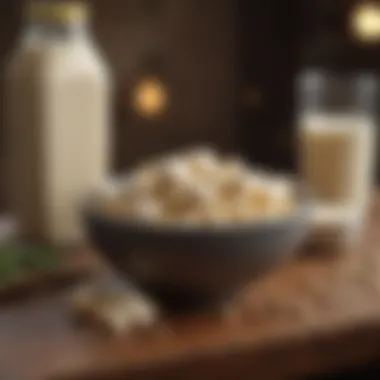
left=82, top=185, right=311, bottom=312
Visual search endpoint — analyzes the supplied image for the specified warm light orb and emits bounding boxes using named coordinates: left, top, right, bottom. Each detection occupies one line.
left=131, top=76, right=169, bottom=119
left=351, top=2, right=380, bottom=43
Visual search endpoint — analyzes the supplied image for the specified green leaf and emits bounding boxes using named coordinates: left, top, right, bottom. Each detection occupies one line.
left=20, top=244, right=60, bottom=270
left=0, top=243, right=61, bottom=286
left=0, top=246, right=23, bottom=285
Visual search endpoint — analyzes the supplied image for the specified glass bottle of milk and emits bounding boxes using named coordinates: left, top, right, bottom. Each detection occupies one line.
left=5, top=2, right=111, bottom=246
left=297, top=69, right=378, bottom=246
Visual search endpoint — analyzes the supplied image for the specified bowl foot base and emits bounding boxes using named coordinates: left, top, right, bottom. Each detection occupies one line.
left=144, top=286, right=238, bottom=315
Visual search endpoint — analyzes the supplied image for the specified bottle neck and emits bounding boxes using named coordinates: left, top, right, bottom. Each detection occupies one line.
left=24, top=19, right=90, bottom=42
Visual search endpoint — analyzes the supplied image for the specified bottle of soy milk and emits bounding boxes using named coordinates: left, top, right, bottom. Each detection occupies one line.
left=5, top=2, right=111, bottom=245
left=297, top=69, right=377, bottom=247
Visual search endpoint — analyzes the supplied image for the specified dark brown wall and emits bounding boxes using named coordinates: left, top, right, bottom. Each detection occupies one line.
left=0, top=1, right=22, bottom=208
left=237, top=0, right=301, bottom=171
left=100, top=0, right=237, bottom=169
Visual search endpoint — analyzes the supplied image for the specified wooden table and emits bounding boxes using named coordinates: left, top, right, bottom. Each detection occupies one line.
left=2, top=201, right=380, bottom=380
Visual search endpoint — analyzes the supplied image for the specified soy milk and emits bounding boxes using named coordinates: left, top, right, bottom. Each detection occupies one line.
left=299, top=114, right=376, bottom=207
left=5, top=2, right=111, bottom=245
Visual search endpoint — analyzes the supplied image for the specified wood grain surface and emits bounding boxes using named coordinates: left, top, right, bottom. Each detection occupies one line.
left=2, top=201, right=380, bottom=380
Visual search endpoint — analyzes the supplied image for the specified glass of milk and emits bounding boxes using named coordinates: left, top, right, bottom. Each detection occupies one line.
left=296, top=69, right=378, bottom=247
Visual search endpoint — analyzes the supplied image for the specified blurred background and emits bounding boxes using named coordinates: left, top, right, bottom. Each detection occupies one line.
left=1, top=0, right=380, bottom=202
left=1, top=2, right=380, bottom=379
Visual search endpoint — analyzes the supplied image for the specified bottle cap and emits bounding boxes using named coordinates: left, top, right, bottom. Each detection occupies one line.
left=26, top=1, right=90, bottom=24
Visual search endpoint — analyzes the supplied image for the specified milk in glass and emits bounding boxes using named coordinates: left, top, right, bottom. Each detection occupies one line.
left=297, top=70, right=377, bottom=247
left=299, top=114, right=376, bottom=206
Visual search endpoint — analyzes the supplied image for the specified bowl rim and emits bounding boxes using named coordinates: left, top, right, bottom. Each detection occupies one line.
left=80, top=179, right=313, bottom=236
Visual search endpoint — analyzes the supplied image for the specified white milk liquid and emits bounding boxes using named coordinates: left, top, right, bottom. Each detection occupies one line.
left=299, top=114, right=376, bottom=207
left=5, top=25, right=111, bottom=245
